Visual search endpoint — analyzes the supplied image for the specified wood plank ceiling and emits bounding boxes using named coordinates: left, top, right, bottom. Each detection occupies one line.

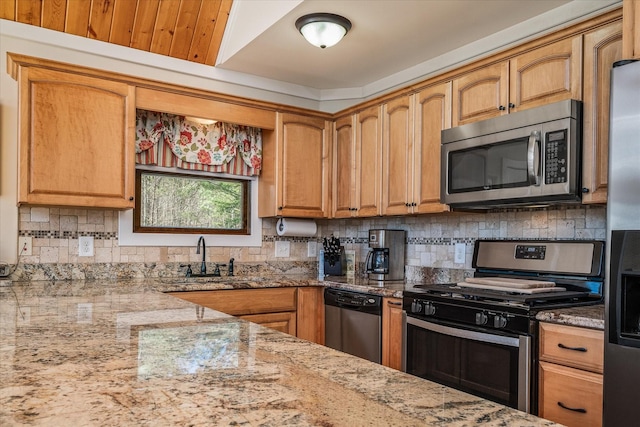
left=0, top=0, right=233, bottom=66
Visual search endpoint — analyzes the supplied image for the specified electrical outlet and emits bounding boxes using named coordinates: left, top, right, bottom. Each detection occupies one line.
left=18, top=237, right=32, bottom=256
left=454, top=243, right=466, bottom=264
left=79, top=236, right=94, bottom=257
left=275, top=240, right=290, bottom=258
left=0, top=263, right=9, bottom=277
left=307, top=241, right=317, bottom=257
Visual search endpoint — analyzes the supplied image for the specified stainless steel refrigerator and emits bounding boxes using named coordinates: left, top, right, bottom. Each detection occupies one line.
left=603, top=59, right=640, bottom=426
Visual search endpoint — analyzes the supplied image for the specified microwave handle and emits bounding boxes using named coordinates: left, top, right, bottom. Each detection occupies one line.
left=527, top=131, right=541, bottom=186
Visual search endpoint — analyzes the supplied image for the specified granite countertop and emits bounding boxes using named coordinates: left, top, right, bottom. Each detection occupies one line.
left=0, top=279, right=559, bottom=426
left=150, top=274, right=407, bottom=298
left=536, top=304, right=605, bottom=330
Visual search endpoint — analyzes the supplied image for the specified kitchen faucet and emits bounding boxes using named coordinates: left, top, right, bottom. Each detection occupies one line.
left=196, top=236, right=206, bottom=275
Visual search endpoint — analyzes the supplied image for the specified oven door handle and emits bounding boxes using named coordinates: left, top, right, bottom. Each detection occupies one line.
left=406, top=316, right=520, bottom=347
left=527, top=131, right=541, bottom=186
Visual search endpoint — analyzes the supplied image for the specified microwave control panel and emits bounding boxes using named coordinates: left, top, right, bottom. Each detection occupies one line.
left=544, top=129, right=568, bottom=184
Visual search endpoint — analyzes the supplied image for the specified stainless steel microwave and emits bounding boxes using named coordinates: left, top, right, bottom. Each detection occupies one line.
left=441, top=99, right=582, bottom=208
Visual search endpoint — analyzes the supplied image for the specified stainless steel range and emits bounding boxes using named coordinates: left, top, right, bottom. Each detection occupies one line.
left=403, top=239, right=605, bottom=414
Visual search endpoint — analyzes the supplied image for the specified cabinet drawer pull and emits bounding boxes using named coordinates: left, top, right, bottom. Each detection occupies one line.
left=558, top=343, right=587, bottom=352
left=557, top=401, right=587, bottom=413
left=387, top=301, right=403, bottom=306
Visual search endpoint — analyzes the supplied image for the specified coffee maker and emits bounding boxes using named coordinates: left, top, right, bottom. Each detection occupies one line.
left=365, top=229, right=406, bottom=282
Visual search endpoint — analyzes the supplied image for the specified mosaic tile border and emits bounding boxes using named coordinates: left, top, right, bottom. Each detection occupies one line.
left=18, top=231, right=118, bottom=240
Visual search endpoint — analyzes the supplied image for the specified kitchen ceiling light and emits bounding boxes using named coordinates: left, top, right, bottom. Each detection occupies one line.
left=295, top=13, right=351, bottom=49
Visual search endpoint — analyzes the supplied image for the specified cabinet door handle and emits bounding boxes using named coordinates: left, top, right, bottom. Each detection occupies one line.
left=558, top=343, right=587, bottom=352
left=557, top=401, right=587, bottom=413
left=129, top=196, right=134, bottom=201
left=498, top=105, right=506, bottom=111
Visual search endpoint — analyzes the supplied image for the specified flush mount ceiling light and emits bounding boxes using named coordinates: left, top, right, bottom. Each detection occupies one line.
left=295, top=13, right=352, bottom=49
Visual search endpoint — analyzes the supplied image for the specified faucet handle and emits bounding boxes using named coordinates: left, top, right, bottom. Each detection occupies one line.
left=213, top=263, right=226, bottom=277
left=228, top=258, right=235, bottom=276
left=180, top=264, right=193, bottom=277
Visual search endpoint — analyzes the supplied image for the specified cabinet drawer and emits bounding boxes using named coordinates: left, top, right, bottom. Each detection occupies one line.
left=240, top=311, right=296, bottom=335
left=167, top=288, right=297, bottom=315
left=539, top=322, right=603, bottom=372
left=539, top=361, right=603, bottom=427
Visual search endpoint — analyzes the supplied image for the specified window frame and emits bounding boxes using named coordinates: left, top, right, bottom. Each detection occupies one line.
left=133, top=168, right=250, bottom=236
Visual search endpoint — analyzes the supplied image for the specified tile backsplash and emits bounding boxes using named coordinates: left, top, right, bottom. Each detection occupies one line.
left=11, top=205, right=606, bottom=281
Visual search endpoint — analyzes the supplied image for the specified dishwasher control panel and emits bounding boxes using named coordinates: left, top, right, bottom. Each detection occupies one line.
left=324, top=289, right=382, bottom=314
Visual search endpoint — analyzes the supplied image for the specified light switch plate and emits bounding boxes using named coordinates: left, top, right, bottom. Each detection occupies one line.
left=275, top=240, right=290, bottom=258
left=307, top=241, right=317, bottom=257
left=454, top=243, right=466, bottom=264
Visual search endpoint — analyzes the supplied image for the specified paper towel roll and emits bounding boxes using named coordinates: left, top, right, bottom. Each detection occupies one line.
left=276, top=218, right=317, bottom=237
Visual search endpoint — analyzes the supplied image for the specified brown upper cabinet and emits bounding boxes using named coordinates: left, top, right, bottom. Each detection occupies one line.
left=356, top=106, right=384, bottom=217
left=452, top=36, right=582, bottom=126
left=332, top=114, right=356, bottom=218
left=332, top=106, right=383, bottom=218
left=380, top=84, right=450, bottom=216
left=382, top=95, right=413, bottom=215
left=412, top=82, right=451, bottom=214
left=259, top=112, right=332, bottom=218
left=14, top=65, right=136, bottom=208
left=582, top=20, right=623, bottom=204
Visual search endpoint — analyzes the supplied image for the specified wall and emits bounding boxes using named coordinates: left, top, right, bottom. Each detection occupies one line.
left=10, top=205, right=606, bottom=281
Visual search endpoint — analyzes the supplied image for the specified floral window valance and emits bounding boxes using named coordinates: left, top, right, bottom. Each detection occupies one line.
left=135, top=110, right=262, bottom=177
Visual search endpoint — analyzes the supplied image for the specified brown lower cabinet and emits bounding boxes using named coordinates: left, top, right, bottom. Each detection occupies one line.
left=167, top=287, right=324, bottom=345
left=382, top=297, right=404, bottom=370
left=538, top=322, right=604, bottom=427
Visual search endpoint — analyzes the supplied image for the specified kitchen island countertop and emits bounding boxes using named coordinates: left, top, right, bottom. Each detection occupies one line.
left=0, top=279, right=559, bottom=426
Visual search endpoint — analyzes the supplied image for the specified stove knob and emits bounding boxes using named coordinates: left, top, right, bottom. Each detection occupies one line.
left=475, top=312, right=488, bottom=325
left=493, top=315, right=508, bottom=329
left=424, top=302, right=436, bottom=316
left=411, top=300, right=423, bottom=314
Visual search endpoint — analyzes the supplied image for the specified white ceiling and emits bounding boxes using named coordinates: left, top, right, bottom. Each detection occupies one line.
left=215, top=0, right=619, bottom=103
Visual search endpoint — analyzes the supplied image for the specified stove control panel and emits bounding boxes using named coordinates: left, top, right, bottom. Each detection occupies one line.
left=405, top=298, right=527, bottom=334
left=515, top=244, right=546, bottom=260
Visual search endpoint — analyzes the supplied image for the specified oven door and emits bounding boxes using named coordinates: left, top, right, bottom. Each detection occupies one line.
left=405, top=316, right=531, bottom=412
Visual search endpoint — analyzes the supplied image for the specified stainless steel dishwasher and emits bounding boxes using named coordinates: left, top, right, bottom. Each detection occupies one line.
left=324, top=288, right=382, bottom=364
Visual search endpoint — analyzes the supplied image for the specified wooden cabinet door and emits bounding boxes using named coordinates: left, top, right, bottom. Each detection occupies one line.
left=539, top=322, right=604, bottom=373
left=278, top=113, right=331, bottom=218
left=582, top=21, right=623, bottom=204
left=296, top=287, right=325, bottom=344
left=382, top=96, right=413, bottom=215
left=509, top=36, right=582, bottom=113
left=355, top=105, right=383, bottom=217
left=539, top=361, right=603, bottom=427
left=452, top=62, right=509, bottom=126
left=240, top=311, right=297, bottom=335
left=382, top=297, right=404, bottom=370
left=18, top=67, right=135, bottom=208
left=413, top=82, right=451, bottom=214
left=622, top=0, right=640, bottom=59
left=333, top=115, right=356, bottom=218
